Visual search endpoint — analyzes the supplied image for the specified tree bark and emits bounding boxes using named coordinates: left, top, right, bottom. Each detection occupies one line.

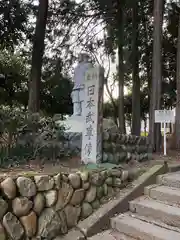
left=149, top=0, right=163, bottom=152
left=105, top=82, right=118, bottom=126
left=175, top=9, right=180, bottom=149
left=117, top=2, right=125, bottom=134
left=28, top=0, right=49, bottom=113
left=140, top=4, right=152, bottom=122
left=132, top=0, right=140, bottom=136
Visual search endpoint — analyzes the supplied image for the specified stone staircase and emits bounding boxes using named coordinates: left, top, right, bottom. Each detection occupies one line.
left=89, top=171, right=180, bottom=240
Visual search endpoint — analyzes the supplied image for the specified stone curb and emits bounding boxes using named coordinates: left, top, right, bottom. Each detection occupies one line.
left=168, top=163, right=180, bottom=173
left=59, top=228, right=85, bottom=240
left=77, top=164, right=168, bottom=238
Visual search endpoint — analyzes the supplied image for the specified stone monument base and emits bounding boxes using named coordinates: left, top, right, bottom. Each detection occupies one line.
left=57, top=116, right=118, bottom=133
left=57, top=115, right=84, bottom=133
left=56, top=116, right=118, bottom=156
left=56, top=116, right=152, bottom=163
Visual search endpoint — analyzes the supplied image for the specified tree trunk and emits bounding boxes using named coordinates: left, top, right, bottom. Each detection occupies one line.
left=132, top=0, right=140, bottom=136
left=140, top=6, right=152, bottom=123
left=144, top=118, right=147, bottom=136
left=149, top=0, right=163, bottom=152
left=117, top=3, right=125, bottom=134
left=175, top=9, right=180, bottom=149
left=105, top=82, right=118, bottom=126
left=28, top=0, right=49, bottom=113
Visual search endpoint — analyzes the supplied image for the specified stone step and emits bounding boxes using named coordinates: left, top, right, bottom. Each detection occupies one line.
left=129, top=196, right=180, bottom=227
left=111, top=213, right=180, bottom=240
left=126, top=211, right=180, bottom=234
left=87, top=230, right=135, bottom=240
left=157, top=172, right=180, bottom=188
left=144, top=184, right=180, bottom=205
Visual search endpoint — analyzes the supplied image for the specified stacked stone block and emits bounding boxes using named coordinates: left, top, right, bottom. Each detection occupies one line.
left=64, top=131, right=152, bottom=164
left=103, top=131, right=152, bottom=164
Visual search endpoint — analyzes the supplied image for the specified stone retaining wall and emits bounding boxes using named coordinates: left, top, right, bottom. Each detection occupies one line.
left=64, top=131, right=152, bottom=164
left=0, top=167, right=131, bottom=240
left=103, top=131, right=152, bottom=164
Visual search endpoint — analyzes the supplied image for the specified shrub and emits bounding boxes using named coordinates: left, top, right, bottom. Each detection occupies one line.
left=0, top=108, right=67, bottom=167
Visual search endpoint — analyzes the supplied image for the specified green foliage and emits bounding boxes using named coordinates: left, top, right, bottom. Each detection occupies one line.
left=41, top=57, right=73, bottom=115
left=0, top=51, right=73, bottom=115
left=0, top=51, right=28, bottom=107
left=0, top=0, right=31, bottom=50
left=0, top=109, right=67, bottom=167
left=0, top=0, right=74, bottom=116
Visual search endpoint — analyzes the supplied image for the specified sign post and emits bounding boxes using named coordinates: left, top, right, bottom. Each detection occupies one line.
left=164, top=122, right=166, bottom=156
left=155, top=110, right=175, bottom=156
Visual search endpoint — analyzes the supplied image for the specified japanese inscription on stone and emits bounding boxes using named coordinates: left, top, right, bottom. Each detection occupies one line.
left=81, top=67, right=103, bottom=164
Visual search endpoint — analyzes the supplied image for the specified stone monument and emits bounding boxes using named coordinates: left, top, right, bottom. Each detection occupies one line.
left=81, top=66, right=104, bottom=164
left=57, top=53, right=104, bottom=164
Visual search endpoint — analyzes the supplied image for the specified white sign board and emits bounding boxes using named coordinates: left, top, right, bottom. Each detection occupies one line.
left=155, top=110, right=174, bottom=123
left=155, top=109, right=174, bottom=157
left=81, top=67, right=101, bottom=164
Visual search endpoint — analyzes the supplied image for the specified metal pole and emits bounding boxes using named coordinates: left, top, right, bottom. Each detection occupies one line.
left=164, top=121, right=167, bottom=156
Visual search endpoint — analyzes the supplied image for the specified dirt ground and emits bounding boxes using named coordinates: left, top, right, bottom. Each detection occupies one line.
left=0, top=150, right=180, bottom=176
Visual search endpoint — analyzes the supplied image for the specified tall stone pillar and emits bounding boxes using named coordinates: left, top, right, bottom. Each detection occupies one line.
left=81, top=66, right=104, bottom=164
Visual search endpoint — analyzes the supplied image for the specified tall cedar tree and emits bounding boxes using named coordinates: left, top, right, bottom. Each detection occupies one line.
left=149, top=0, right=163, bottom=151
left=132, top=0, right=140, bottom=136
left=117, top=1, right=126, bottom=133
left=175, top=5, right=180, bottom=149
left=28, top=0, right=49, bottom=112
